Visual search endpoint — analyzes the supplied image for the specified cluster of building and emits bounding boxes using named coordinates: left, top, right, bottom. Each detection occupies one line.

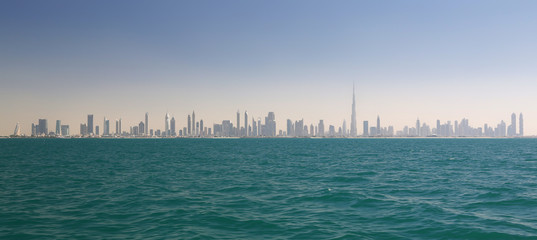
left=359, top=113, right=524, bottom=137
left=12, top=86, right=526, bottom=138
left=21, top=110, right=279, bottom=138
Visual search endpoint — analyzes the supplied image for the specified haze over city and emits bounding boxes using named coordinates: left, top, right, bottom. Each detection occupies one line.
left=2, top=1, right=537, bottom=136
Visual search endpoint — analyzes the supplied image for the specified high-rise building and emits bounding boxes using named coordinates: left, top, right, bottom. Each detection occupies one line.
left=95, top=126, right=100, bottom=136
left=296, top=119, right=304, bottom=137
left=103, top=117, right=110, bottom=136
left=119, top=118, right=122, bottom=135
left=188, top=115, right=192, bottom=136
left=192, top=111, right=196, bottom=136
left=38, top=119, right=48, bottom=135
left=287, top=119, right=294, bottom=137
left=342, top=119, right=347, bottom=137
left=318, top=120, right=325, bottom=137
left=31, top=123, right=36, bottom=136
left=171, top=117, right=176, bottom=136
left=328, top=125, right=336, bottom=136
left=13, top=122, right=21, bottom=136
left=80, top=123, right=87, bottom=136
left=138, top=121, right=145, bottom=136
left=55, top=120, right=61, bottom=135
left=376, top=115, right=380, bottom=136
left=519, top=113, right=524, bottom=136
left=508, top=113, right=517, bottom=137
left=116, top=120, right=119, bottom=135
left=370, top=127, right=377, bottom=136
left=363, top=121, right=369, bottom=136
left=265, top=112, right=276, bottom=137
left=61, top=125, right=69, bottom=136
left=87, top=114, right=94, bottom=135
left=165, top=112, right=170, bottom=136
left=236, top=110, right=240, bottom=137
left=416, top=118, right=420, bottom=137
left=222, top=120, right=233, bottom=137
left=257, top=118, right=261, bottom=137
left=145, top=112, right=149, bottom=136
left=244, top=111, right=248, bottom=137
left=196, top=122, right=200, bottom=136
left=200, top=119, right=204, bottom=136
left=252, top=117, right=257, bottom=136
left=350, top=83, right=357, bottom=137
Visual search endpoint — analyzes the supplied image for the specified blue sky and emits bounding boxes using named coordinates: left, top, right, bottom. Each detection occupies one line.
left=1, top=1, right=537, bottom=135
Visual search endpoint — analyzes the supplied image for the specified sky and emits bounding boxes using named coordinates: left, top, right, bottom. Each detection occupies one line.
left=1, top=0, right=537, bottom=136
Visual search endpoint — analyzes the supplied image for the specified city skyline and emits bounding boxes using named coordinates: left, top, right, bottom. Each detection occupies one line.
left=14, top=85, right=527, bottom=138
left=2, top=1, right=537, bottom=136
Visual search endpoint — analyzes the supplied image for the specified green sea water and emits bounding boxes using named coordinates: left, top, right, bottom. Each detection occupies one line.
left=1, top=138, right=537, bottom=239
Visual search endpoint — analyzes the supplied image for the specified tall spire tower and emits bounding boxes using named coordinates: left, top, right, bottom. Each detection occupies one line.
left=350, top=83, right=357, bottom=137
left=165, top=112, right=170, bottom=136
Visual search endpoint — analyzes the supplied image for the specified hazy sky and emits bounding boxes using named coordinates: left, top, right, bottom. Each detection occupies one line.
left=2, top=0, right=537, bottom=136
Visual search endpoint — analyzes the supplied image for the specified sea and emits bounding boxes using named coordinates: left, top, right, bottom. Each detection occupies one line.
left=1, top=138, right=537, bottom=239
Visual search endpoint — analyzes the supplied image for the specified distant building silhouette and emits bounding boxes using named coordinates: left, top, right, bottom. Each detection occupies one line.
left=519, top=113, right=524, bottom=136
left=55, top=120, right=61, bottom=135
left=350, top=83, right=357, bottom=137
left=87, top=114, right=94, bottom=135
left=145, top=112, right=149, bottom=136
left=38, top=119, right=48, bottom=136
left=171, top=117, right=176, bottom=136
left=376, top=115, right=380, bottom=136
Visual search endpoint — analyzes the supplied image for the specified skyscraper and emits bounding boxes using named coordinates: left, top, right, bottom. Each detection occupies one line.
left=518, top=113, right=524, bottom=137
left=87, top=114, right=94, bottom=135
left=376, top=115, right=380, bottom=136
left=236, top=110, right=240, bottom=137
left=188, top=115, right=191, bottom=136
left=103, top=117, right=110, bottom=136
left=265, top=112, right=276, bottom=137
left=55, top=120, right=61, bottom=135
left=342, top=119, right=347, bottom=137
left=508, top=113, right=516, bottom=137
left=257, top=118, right=261, bottom=137
left=165, top=112, right=170, bottom=136
left=13, top=122, right=21, bottom=136
left=145, top=112, right=149, bottom=136
left=350, top=83, right=357, bottom=137
left=416, top=118, right=420, bottom=137
left=138, top=121, right=145, bottom=136
left=192, top=111, right=196, bottom=136
left=61, top=125, right=69, bottom=136
left=287, top=119, right=294, bottom=137
left=119, top=118, right=122, bottom=135
left=252, top=117, right=257, bottom=136
left=80, top=123, right=87, bottom=136
left=318, top=120, right=325, bottom=137
left=244, top=111, right=248, bottom=137
left=171, top=117, right=176, bottom=136
left=363, top=121, right=369, bottom=136
left=38, top=119, right=48, bottom=135
left=199, top=119, right=204, bottom=136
